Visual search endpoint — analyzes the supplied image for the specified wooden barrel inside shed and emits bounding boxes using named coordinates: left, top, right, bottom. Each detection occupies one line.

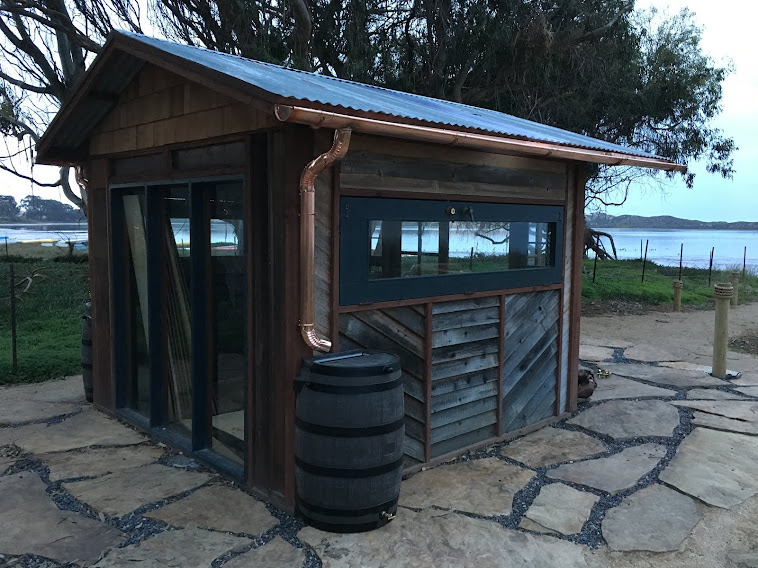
left=295, top=351, right=404, bottom=533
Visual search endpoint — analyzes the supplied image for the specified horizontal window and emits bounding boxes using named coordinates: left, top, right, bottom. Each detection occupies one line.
left=341, top=198, right=563, bottom=305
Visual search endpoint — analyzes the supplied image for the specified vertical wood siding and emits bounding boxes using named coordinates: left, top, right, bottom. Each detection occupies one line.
left=502, top=290, right=560, bottom=432
left=89, top=64, right=276, bottom=155
left=314, top=166, right=332, bottom=340
left=559, top=167, right=574, bottom=412
left=338, top=308, right=427, bottom=465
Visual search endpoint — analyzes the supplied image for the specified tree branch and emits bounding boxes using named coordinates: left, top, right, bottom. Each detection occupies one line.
left=0, top=161, right=61, bottom=186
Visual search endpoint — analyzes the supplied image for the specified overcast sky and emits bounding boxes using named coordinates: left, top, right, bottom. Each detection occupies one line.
left=1, top=0, right=755, bottom=222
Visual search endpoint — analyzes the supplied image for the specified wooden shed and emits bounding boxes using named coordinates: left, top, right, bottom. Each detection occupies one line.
left=36, top=31, right=684, bottom=511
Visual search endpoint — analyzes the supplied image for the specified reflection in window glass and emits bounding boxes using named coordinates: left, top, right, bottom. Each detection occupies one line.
left=163, top=187, right=193, bottom=432
left=369, top=219, right=554, bottom=279
left=208, top=181, right=246, bottom=465
left=121, top=191, right=149, bottom=415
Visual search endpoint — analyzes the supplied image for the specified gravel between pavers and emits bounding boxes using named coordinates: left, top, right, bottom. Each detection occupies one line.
left=4, top=351, right=758, bottom=565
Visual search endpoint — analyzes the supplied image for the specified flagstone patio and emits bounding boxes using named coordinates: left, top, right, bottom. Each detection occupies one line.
left=2, top=336, right=758, bottom=567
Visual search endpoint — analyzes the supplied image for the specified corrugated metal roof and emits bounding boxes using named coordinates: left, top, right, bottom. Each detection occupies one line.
left=119, top=32, right=660, bottom=160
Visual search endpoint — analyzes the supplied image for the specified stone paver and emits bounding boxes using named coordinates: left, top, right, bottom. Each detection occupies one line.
left=500, top=427, right=606, bottom=467
left=731, top=373, right=758, bottom=386
left=659, top=427, right=758, bottom=509
left=224, top=537, right=305, bottom=568
left=601, top=363, right=726, bottom=388
left=623, top=344, right=680, bottom=362
left=602, top=484, right=701, bottom=552
left=63, top=463, right=212, bottom=517
left=736, top=386, right=758, bottom=397
left=670, top=400, right=758, bottom=423
left=660, top=362, right=741, bottom=378
left=590, top=375, right=676, bottom=402
left=0, top=455, right=15, bottom=473
left=523, top=483, right=599, bottom=535
left=568, top=400, right=680, bottom=439
left=400, top=458, right=534, bottom=516
left=0, top=472, right=123, bottom=564
left=727, top=549, right=758, bottom=568
left=686, top=388, right=746, bottom=400
left=94, top=527, right=250, bottom=567
left=44, top=445, right=164, bottom=481
left=299, top=508, right=588, bottom=568
left=0, top=376, right=85, bottom=425
left=691, top=412, right=758, bottom=435
left=17, top=410, right=146, bottom=454
left=581, top=337, right=635, bottom=349
left=547, top=444, right=666, bottom=493
left=0, top=423, right=45, bottom=447
left=146, top=484, right=278, bottom=535
left=579, top=345, right=614, bottom=362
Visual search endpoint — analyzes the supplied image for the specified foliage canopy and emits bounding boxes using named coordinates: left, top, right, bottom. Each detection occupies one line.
left=0, top=0, right=735, bottom=209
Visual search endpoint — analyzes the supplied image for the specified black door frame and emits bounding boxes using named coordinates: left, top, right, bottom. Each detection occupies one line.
left=109, top=174, right=248, bottom=480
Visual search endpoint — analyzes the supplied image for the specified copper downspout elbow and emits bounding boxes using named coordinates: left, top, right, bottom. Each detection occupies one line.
left=300, top=128, right=352, bottom=352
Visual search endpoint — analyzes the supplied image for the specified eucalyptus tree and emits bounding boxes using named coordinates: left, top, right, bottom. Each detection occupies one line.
left=0, top=0, right=735, bottom=213
left=0, top=0, right=145, bottom=214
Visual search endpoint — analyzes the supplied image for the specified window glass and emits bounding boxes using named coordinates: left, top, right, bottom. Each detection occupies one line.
left=120, top=190, right=149, bottom=415
left=342, top=198, right=563, bottom=305
left=369, top=220, right=555, bottom=279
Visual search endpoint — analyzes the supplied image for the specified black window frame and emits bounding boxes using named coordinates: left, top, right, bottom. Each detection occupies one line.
left=339, top=197, right=564, bottom=305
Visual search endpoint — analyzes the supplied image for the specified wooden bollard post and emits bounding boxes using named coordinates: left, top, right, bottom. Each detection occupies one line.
left=730, top=271, right=740, bottom=307
left=673, top=280, right=683, bottom=312
left=712, top=283, right=733, bottom=379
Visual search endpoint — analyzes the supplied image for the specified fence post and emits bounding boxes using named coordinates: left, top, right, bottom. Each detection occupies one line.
left=9, top=263, right=18, bottom=375
left=673, top=280, right=683, bottom=312
left=730, top=271, right=740, bottom=307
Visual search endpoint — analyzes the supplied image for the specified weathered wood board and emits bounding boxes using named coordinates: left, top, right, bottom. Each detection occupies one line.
left=90, top=64, right=276, bottom=155
left=502, top=290, right=560, bottom=432
left=339, top=308, right=427, bottom=463
left=341, top=136, right=568, bottom=202
left=429, top=298, right=501, bottom=458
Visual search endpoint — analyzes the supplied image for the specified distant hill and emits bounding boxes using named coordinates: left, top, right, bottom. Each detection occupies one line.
left=586, top=213, right=758, bottom=231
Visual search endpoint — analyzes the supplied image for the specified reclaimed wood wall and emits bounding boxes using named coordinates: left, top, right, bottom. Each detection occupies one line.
left=429, top=298, right=500, bottom=458
left=341, top=135, right=567, bottom=202
left=339, top=307, right=427, bottom=466
left=502, top=290, right=560, bottom=432
left=339, top=290, right=560, bottom=465
left=90, top=64, right=277, bottom=155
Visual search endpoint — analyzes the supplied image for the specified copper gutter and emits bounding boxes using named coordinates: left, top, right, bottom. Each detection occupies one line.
left=274, top=105, right=686, bottom=173
left=299, top=128, right=352, bottom=352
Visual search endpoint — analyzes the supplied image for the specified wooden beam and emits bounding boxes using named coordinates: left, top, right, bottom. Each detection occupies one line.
left=566, top=165, right=586, bottom=412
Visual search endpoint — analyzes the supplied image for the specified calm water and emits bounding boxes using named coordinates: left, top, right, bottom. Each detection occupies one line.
left=0, top=221, right=239, bottom=249
left=3, top=223, right=756, bottom=271
left=594, top=228, right=758, bottom=271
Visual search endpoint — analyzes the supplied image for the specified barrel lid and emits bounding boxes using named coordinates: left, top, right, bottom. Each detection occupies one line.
left=304, top=350, right=400, bottom=377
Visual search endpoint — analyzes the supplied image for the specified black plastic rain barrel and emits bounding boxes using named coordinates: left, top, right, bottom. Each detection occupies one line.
left=294, top=351, right=404, bottom=533
left=81, top=302, right=93, bottom=403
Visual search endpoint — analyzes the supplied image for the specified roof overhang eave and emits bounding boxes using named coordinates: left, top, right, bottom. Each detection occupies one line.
left=275, top=104, right=687, bottom=173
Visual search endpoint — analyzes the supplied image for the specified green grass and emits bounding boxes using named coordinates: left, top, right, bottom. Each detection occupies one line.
left=0, top=259, right=89, bottom=385
left=582, top=258, right=758, bottom=306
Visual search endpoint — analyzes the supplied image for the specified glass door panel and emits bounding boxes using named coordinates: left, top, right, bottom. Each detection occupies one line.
left=121, top=191, right=150, bottom=415
left=207, top=181, right=246, bottom=465
left=161, top=186, right=193, bottom=434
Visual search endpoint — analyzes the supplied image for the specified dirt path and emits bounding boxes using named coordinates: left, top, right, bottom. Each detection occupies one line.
left=581, top=302, right=758, bottom=374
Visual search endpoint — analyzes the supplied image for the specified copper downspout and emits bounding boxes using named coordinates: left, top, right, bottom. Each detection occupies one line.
left=299, top=128, right=352, bottom=352
left=274, top=105, right=686, bottom=173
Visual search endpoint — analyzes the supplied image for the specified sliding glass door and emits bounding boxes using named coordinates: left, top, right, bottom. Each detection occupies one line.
left=112, top=176, right=248, bottom=475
